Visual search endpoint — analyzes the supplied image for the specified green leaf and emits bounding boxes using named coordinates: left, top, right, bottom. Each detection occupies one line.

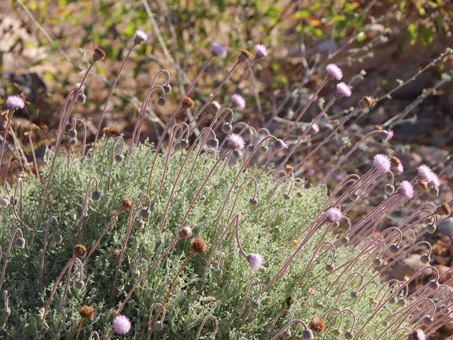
left=420, top=24, right=433, bottom=47
left=407, top=22, right=418, bottom=45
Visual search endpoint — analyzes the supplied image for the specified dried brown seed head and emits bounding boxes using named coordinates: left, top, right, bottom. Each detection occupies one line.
left=120, top=199, right=132, bottom=211
left=93, top=47, right=106, bottom=61
left=79, top=305, right=95, bottom=320
left=209, top=101, right=221, bottom=113
left=390, top=156, right=401, bottom=169
left=74, top=244, right=87, bottom=258
left=181, top=97, right=195, bottom=109
left=207, top=296, right=216, bottom=302
left=416, top=179, right=428, bottom=191
left=191, top=238, right=207, bottom=254
left=439, top=202, right=451, bottom=216
left=238, top=49, right=251, bottom=62
left=360, top=96, right=372, bottom=108
left=111, top=248, right=120, bottom=257
left=310, top=317, right=325, bottom=333
left=102, top=127, right=121, bottom=138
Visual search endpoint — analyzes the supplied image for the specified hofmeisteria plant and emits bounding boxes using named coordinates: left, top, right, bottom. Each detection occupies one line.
left=0, top=31, right=451, bottom=340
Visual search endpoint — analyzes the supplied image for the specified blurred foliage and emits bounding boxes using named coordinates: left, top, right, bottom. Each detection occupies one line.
left=5, top=0, right=452, bottom=128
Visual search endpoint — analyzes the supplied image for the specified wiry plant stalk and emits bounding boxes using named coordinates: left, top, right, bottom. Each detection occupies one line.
left=149, top=252, right=194, bottom=335
left=146, top=56, right=214, bottom=196
left=41, top=61, right=97, bottom=211
left=91, top=43, right=138, bottom=160
left=0, top=229, right=24, bottom=291
left=117, top=236, right=181, bottom=314
left=39, top=216, right=59, bottom=292
left=158, top=127, right=215, bottom=232
left=109, top=195, right=150, bottom=307
left=39, top=257, right=83, bottom=336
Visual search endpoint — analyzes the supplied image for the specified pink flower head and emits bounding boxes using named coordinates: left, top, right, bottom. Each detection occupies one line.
left=336, top=82, right=352, bottom=97
left=306, top=168, right=315, bottom=176
left=134, top=30, right=148, bottom=44
left=373, top=154, right=391, bottom=174
left=113, top=315, right=131, bottom=334
left=326, top=207, right=343, bottom=223
left=247, top=254, right=263, bottom=271
left=398, top=180, right=414, bottom=200
left=231, top=94, right=246, bottom=109
left=311, top=123, right=320, bottom=133
left=6, top=95, right=25, bottom=110
left=417, top=165, right=434, bottom=183
left=254, top=44, right=268, bottom=59
left=326, top=64, right=343, bottom=80
left=227, top=133, right=245, bottom=150
left=212, top=42, right=227, bottom=57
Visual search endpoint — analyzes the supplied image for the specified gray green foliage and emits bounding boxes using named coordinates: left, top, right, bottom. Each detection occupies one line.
left=0, top=137, right=409, bottom=339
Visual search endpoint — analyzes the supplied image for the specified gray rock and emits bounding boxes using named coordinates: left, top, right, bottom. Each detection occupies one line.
left=438, top=218, right=453, bottom=239
left=385, top=254, right=433, bottom=281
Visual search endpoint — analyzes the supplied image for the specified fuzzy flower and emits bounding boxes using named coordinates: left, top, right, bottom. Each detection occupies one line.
left=398, top=181, right=414, bottom=200
left=417, top=165, right=434, bottom=183
left=326, top=64, right=343, bottom=80
left=336, top=82, right=352, bottom=97
left=246, top=254, right=263, bottom=271
left=227, top=134, right=245, bottom=150
left=254, top=44, right=268, bottom=59
left=6, top=95, right=25, bottom=110
left=231, top=94, right=246, bottom=109
left=212, top=42, right=227, bottom=57
left=373, top=154, right=391, bottom=174
left=113, top=315, right=131, bottom=334
left=134, top=30, right=148, bottom=44
left=326, top=207, right=343, bottom=223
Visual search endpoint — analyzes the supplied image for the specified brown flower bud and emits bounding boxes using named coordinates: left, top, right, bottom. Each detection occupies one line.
left=74, top=244, right=87, bottom=258
left=191, top=238, right=207, bottom=254
left=374, top=125, right=383, bottom=131
left=79, top=305, right=95, bottom=320
left=93, top=47, right=106, bottom=61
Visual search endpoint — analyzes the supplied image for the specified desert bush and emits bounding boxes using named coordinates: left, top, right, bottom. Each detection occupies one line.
left=0, top=35, right=451, bottom=340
